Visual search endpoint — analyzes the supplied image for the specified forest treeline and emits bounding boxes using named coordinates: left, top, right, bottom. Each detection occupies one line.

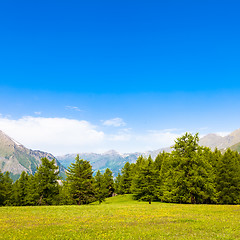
left=0, top=133, right=240, bottom=206
left=0, top=156, right=114, bottom=206
left=116, top=133, right=240, bottom=204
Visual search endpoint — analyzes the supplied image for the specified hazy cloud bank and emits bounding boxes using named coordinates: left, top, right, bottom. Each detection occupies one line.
left=0, top=116, right=182, bottom=155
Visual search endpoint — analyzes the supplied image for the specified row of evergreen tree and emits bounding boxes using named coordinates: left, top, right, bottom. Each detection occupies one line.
left=115, top=133, right=240, bottom=204
left=1, top=132, right=240, bottom=206
left=0, top=155, right=114, bottom=206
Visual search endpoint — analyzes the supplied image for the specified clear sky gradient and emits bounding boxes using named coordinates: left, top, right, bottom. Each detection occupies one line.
left=0, top=1, right=240, bottom=155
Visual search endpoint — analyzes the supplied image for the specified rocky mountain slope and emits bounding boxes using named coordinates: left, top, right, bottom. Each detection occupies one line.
left=58, top=129, right=240, bottom=177
left=199, top=129, right=240, bottom=150
left=0, top=130, right=65, bottom=180
left=57, top=147, right=171, bottom=177
left=2, top=127, right=240, bottom=180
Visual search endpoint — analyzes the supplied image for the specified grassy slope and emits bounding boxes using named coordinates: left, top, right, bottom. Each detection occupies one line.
left=230, top=142, right=240, bottom=152
left=0, top=195, right=240, bottom=240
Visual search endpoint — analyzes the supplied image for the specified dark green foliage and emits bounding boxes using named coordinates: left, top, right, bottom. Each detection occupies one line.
left=34, top=158, right=60, bottom=205
left=24, top=174, right=40, bottom=205
left=155, top=152, right=172, bottom=200
left=162, top=153, right=216, bottom=204
left=118, top=162, right=134, bottom=194
left=162, top=135, right=217, bottom=204
left=1, top=156, right=115, bottom=206
left=117, top=133, right=240, bottom=205
left=0, top=171, right=13, bottom=206
left=103, top=168, right=114, bottom=197
left=11, top=171, right=29, bottom=206
left=132, top=156, right=159, bottom=204
left=1, top=132, right=240, bottom=206
left=58, top=181, right=75, bottom=205
left=94, top=170, right=108, bottom=204
left=66, top=155, right=95, bottom=205
left=172, top=132, right=199, bottom=158
left=11, top=158, right=61, bottom=206
left=0, top=170, right=12, bottom=205
left=114, top=173, right=122, bottom=194
left=216, top=149, right=240, bottom=204
left=154, top=151, right=169, bottom=171
left=0, top=170, right=4, bottom=205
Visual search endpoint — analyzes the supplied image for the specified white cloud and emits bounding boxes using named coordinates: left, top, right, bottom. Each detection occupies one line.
left=0, top=116, right=104, bottom=155
left=97, top=129, right=182, bottom=153
left=133, top=130, right=182, bottom=151
left=0, top=116, right=197, bottom=156
left=161, top=128, right=183, bottom=133
left=102, top=118, right=126, bottom=127
left=34, top=112, right=42, bottom=115
left=65, top=106, right=81, bottom=112
left=107, top=131, right=132, bottom=142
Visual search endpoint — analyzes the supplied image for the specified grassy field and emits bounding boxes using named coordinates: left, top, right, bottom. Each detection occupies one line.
left=0, top=195, right=240, bottom=240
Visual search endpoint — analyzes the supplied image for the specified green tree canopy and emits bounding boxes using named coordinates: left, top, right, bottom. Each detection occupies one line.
left=172, top=132, right=199, bottom=158
left=162, top=134, right=216, bottom=203
left=94, top=170, right=108, bottom=204
left=34, top=158, right=60, bottom=205
left=66, top=155, right=94, bottom=205
left=132, top=156, right=159, bottom=204
left=11, top=171, right=29, bottom=206
left=216, top=149, right=240, bottom=204
left=118, top=162, right=134, bottom=194
left=103, top=168, right=114, bottom=197
left=0, top=171, right=13, bottom=206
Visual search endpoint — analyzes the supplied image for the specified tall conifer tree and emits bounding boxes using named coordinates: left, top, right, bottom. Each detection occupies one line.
left=66, top=155, right=94, bottom=205
left=34, top=158, right=60, bottom=205
left=132, top=156, right=158, bottom=204
left=94, top=170, right=108, bottom=203
left=216, top=149, right=240, bottom=204
left=103, top=168, right=114, bottom=197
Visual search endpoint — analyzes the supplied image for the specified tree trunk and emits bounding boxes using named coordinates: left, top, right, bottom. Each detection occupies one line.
left=191, top=195, right=195, bottom=204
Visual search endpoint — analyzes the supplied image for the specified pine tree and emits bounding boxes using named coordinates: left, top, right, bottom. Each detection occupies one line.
left=172, top=132, right=199, bottom=158
left=216, top=149, right=240, bottom=204
left=154, top=151, right=170, bottom=171
left=11, top=171, right=29, bottom=206
left=0, top=171, right=13, bottom=206
left=154, top=152, right=171, bottom=201
left=66, top=155, right=94, bottom=205
left=103, top=168, right=114, bottom=197
left=58, top=181, right=75, bottom=205
left=94, top=170, right=108, bottom=204
left=114, top=173, right=122, bottom=194
left=0, top=169, right=5, bottom=205
left=132, top=156, right=158, bottom=204
left=24, top=174, right=39, bottom=205
left=162, top=133, right=216, bottom=204
left=118, top=162, right=134, bottom=194
left=134, top=155, right=146, bottom=171
left=34, top=158, right=60, bottom=205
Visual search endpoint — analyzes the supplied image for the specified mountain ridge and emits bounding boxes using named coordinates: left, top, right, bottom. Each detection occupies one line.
left=57, top=147, right=171, bottom=176
left=58, top=129, right=240, bottom=176
left=199, top=128, right=240, bottom=150
left=0, top=130, right=66, bottom=180
left=2, top=128, right=240, bottom=179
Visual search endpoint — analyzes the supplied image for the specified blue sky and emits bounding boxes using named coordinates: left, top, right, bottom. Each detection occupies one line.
left=0, top=1, right=240, bottom=155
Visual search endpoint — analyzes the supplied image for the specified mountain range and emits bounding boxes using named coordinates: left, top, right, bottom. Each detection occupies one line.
left=0, top=130, right=65, bottom=180
left=199, top=129, right=240, bottom=150
left=1, top=128, right=240, bottom=180
left=56, top=148, right=171, bottom=177
left=58, top=129, right=240, bottom=176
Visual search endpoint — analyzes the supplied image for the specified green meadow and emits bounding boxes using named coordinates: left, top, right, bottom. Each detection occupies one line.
left=0, top=195, right=240, bottom=240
